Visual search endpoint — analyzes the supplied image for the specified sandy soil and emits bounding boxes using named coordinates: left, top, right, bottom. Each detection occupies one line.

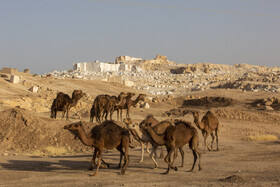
left=0, top=75, right=280, bottom=186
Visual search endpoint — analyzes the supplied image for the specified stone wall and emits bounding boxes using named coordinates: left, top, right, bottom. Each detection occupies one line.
left=73, top=62, right=135, bottom=72
left=0, top=68, right=18, bottom=74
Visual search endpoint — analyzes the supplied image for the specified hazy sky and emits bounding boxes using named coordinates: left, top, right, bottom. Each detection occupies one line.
left=0, top=0, right=279, bottom=74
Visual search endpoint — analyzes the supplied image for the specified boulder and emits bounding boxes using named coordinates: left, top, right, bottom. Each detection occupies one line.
left=29, top=86, right=39, bottom=93
left=10, top=75, right=19, bottom=84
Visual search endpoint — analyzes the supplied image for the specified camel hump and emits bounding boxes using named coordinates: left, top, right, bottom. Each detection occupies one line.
left=164, top=125, right=176, bottom=142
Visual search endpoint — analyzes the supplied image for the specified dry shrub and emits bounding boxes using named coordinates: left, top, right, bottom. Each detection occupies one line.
left=29, top=146, right=69, bottom=156
left=243, top=134, right=278, bottom=141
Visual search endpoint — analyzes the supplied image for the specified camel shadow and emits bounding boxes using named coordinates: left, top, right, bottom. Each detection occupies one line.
left=0, top=153, right=140, bottom=172
left=0, top=159, right=90, bottom=172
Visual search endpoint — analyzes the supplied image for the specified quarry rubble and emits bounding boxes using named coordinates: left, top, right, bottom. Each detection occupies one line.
left=43, top=63, right=280, bottom=95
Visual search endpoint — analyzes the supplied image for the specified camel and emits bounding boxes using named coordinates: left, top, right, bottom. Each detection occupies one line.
left=138, top=114, right=164, bottom=159
left=64, top=120, right=130, bottom=176
left=192, top=111, right=219, bottom=152
left=124, top=118, right=174, bottom=169
left=90, top=92, right=127, bottom=122
left=103, top=93, right=127, bottom=121
left=139, top=119, right=187, bottom=169
left=115, top=93, right=146, bottom=121
left=51, top=90, right=85, bottom=120
left=145, top=120, right=202, bottom=174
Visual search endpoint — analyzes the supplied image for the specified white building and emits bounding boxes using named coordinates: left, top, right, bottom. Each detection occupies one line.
left=73, top=61, right=142, bottom=73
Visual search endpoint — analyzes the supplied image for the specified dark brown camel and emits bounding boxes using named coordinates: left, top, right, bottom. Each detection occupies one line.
left=145, top=120, right=202, bottom=174
left=90, top=94, right=110, bottom=123
left=64, top=120, right=130, bottom=176
left=193, top=111, right=219, bottom=152
left=103, top=92, right=127, bottom=121
left=116, top=93, right=146, bottom=121
left=51, top=90, right=85, bottom=120
left=90, top=92, right=127, bottom=122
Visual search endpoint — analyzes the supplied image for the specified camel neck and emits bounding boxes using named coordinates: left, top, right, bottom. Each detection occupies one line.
left=132, top=96, right=141, bottom=106
left=76, top=129, right=94, bottom=146
left=194, top=118, right=205, bottom=130
left=147, top=126, right=165, bottom=145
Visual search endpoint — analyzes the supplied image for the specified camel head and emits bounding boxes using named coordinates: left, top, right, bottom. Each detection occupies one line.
left=72, top=90, right=86, bottom=100
left=127, top=123, right=139, bottom=130
left=139, top=122, right=152, bottom=132
left=192, top=111, right=203, bottom=129
left=137, top=94, right=146, bottom=101
left=127, top=92, right=135, bottom=97
left=139, top=114, right=155, bottom=130
left=64, top=121, right=84, bottom=137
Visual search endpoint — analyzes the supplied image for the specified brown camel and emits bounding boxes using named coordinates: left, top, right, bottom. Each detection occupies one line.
left=103, top=92, right=127, bottom=121
left=138, top=114, right=160, bottom=161
left=139, top=114, right=168, bottom=159
left=124, top=118, right=177, bottom=169
left=90, top=92, right=127, bottom=122
left=140, top=118, right=186, bottom=169
left=145, top=120, right=202, bottom=174
left=193, top=111, right=219, bottom=152
left=51, top=90, right=85, bottom=120
left=64, top=120, right=130, bottom=176
left=116, top=93, right=146, bottom=121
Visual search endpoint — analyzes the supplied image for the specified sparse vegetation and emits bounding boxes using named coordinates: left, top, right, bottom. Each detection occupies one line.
left=243, top=135, right=278, bottom=141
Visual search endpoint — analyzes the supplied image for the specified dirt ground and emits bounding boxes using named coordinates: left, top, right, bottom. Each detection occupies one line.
left=0, top=74, right=280, bottom=186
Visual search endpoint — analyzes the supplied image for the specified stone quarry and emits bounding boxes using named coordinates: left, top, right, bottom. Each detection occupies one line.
left=44, top=56, right=280, bottom=96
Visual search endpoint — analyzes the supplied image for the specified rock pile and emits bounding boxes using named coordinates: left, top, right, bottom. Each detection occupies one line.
left=251, top=97, right=280, bottom=111
left=44, top=63, right=280, bottom=96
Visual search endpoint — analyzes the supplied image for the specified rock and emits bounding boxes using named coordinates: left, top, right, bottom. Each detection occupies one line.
left=124, top=80, right=134, bottom=87
left=265, top=106, right=274, bottom=111
left=10, top=75, right=19, bottom=84
left=29, top=86, right=39, bottom=93
left=141, top=102, right=150, bottom=109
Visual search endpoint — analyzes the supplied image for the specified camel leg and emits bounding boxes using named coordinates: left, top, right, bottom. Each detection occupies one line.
left=187, top=136, right=202, bottom=172
left=179, top=147, right=184, bottom=167
left=210, top=132, right=215, bottom=151
left=62, top=110, right=66, bottom=119
left=109, top=109, right=113, bottom=120
left=66, top=108, right=70, bottom=120
left=146, top=142, right=151, bottom=154
left=126, top=108, right=130, bottom=119
left=215, top=130, right=219, bottom=151
left=92, top=150, right=103, bottom=176
left=118, top=151, right=123, bottom=169
left=188, top=150, right=197, bottom=172
left=89, top=149, right=98, bottom=170
left=163, top=147, right=177, bottom=175
left=140, top=141, right=144, bottom=162
left=189, top=148, right=202, bottom=171
left=203, top=132, right=211, bottom=152
left=171, top=149, right=177, bottom=166
left=159, top=146, right=164, bottom=158
left=120, top=136, right=130, bottom=175
left=116, top=109, right=119, bottom=121
left=150, top=145, right=159, bottom=169
left=120, top=109, right=122, bottom=121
